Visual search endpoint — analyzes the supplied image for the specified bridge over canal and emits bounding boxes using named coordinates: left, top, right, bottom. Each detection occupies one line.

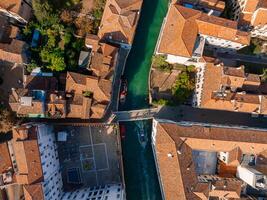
left=111, top=107, right=159, bottom=122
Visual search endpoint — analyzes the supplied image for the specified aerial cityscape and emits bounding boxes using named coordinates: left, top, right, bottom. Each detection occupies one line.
left=0, top=0, right=267, bottom=199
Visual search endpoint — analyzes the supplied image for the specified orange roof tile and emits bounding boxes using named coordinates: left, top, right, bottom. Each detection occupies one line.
left=154, top=121, right=267, bottom=200
left=12, top=127, right=43, bottom=185
left=0, top=39, right=27, bottom=64
left=158, top=4, right=250, bottom=57
left=23, top=184, right=44, bottom=200
left=98, top=0, right=143, bottom=44
left=158, top=5, right=200, bottom=57
left=0, top=142, right=12, bottom=174
left=200, top=63, right=265, bottom=114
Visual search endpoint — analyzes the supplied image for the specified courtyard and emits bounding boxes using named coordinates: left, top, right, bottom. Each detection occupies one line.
left=55, top=125, right=122, bottom=190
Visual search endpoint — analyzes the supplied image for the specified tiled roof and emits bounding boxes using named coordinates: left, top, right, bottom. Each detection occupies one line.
left=23, top=184, right=44, bottom=200
left=200, top=63, right=265, bottom=114
left=66, top=72, right=111, bottom=102
left=85, top=34, right=100, bottom=51
left=0, top=0, right=22, bottom=14
left=158, top=4, right=250, bottom=57
left=66, top=72, right=111, bottom=118
left=12, top=126, right=43, bottom=184
left=24, top=75, right=58, bottom=91
left=0, top=0, right=32, bottom=22
left=198, top=0, right=225, bottom=12
left=90, top=43, right=118, bottom=79
left=98, top=0, right=143, bottom=44
left=66, top=94, right=92, bottom=119
left=9, top=89, right=44, bottom=116
left=0, top=142, right=12, bottom=174
left=0, top=39, right=27, bottom=64
left=154, top=120, right=267, bottom=200
left=158, top=5, right=200, bottom=57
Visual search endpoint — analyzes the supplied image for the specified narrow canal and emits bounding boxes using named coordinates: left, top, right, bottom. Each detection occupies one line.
left=119, top=0, right=168, bottom=199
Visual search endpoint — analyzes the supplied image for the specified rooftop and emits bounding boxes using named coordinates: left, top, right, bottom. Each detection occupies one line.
left=153, top=120, right=267, bottom=200
left=0, top=39, right=27, bottom=64
left=199, top=63, right=267, bottom=114
left=98, top=0, right=143, bottom=44
left=157, top=4, right=250, bottom=58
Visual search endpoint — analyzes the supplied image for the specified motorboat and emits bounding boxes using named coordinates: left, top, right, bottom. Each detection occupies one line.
left=135, top=121, right=148, bottom=149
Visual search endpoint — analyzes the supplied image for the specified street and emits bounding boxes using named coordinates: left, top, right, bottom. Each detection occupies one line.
left=217, top=52, right=267, bottom=65
left=155, top=105, right=267, bottom=128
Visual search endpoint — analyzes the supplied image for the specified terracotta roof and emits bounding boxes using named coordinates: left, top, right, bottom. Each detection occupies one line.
left=23, top=184, right=44, bottom=200
left=66, top=72, right=111, bottom=118
left=66, top=72, right=111, bottom=101
left=9, top=89, right=44, bottom=116
left=252, top=8, right=267, bottom=27
left=0, top=39, right=27, bottom=63
left=243, top=0, right=259, bottom=12
left=67, top=94, right=92, bottom=119
left=151, top=69, right=180, bottom=91
left=200, top=63, right=265, bottom=114
left=198, top=0, right=225, bottom=12
left=158, top=4, right=250, bottom=57
left=90, top=43, right=118, bottom=79
left=0, top=0, right=32, bottom=21
left=158, top=5, right=200, bottom=57
left=0, top=0, right=22, bottom=14
left=223, top=66, right=245, bottom=77
left=91, top=103, right=107, bottom=119
left=196, top=14, right=250, bottom=45
left=12, top=126, right=43, bottom=184
left=0, top=142, right=12, bottom=174
left=153, top=121, right=266, bottom=200
left=24, top=75, right=58, bottom=91
left=237, top=0, right=267, bottom=27
left=98, top=0, right=143, bottom=44
left=85, top=34, right=100, bottom=51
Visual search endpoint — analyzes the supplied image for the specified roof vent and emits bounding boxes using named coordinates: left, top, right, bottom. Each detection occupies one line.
left=167, top=153, right=174, bottom=158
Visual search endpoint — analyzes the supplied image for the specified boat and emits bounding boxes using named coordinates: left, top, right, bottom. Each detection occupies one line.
left=120, top=125, right=126, bottom=139
left=135, top=121, right=148, bottom=149
left=119, top=78, right=127, bottom=104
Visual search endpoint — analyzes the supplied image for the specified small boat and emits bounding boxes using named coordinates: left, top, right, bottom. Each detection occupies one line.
left=135, top=121, right=148, bottom=149
left=120, top=125, right=126, bottom=139
left=119, top=79, right=127, bottom=104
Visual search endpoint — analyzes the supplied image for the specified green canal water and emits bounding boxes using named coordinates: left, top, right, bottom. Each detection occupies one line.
left=120, top=0, right=168, bottom=199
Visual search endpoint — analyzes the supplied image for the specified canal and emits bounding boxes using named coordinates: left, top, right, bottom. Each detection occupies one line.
left=119, top=0, right=168, bottom=199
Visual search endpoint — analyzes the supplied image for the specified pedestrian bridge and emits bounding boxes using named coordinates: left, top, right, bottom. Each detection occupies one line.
left=111, top=107, right=159, bottom=122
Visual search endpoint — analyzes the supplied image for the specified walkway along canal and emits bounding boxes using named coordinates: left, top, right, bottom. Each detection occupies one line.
left=119, top=0, right=168, bottom=199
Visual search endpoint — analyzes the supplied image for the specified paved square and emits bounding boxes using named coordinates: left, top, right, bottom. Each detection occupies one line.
left=56, top=125, right=122, bottom=189
left=94, top=144, right=108, bottom=170
left=80, top=146, right=93, bottom=160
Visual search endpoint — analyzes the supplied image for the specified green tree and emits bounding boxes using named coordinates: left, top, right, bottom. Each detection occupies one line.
left=172, top=71, right=195, bottom=104
left=48, top=55, right=66, bottom=71
left=152, top=55, right=172, bottom=71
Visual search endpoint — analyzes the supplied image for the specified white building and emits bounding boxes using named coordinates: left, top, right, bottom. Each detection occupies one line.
left=237, top=166, right=267, bottom=190
left=156, top=4, right=250, bottom=66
